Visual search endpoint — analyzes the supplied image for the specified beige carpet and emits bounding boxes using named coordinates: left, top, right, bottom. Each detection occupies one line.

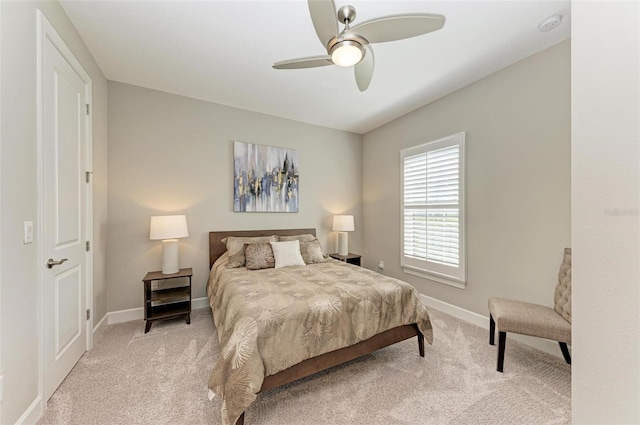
left=37, top=307, right=570, bottom=425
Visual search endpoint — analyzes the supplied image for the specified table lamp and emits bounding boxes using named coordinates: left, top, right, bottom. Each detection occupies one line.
left=332, top=215, right=354, bottom=256
left=150, top=215, right=189, bottom=274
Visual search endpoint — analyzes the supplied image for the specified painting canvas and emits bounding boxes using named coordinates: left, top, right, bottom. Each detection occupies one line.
left=234, top=141, right=299, bottom=212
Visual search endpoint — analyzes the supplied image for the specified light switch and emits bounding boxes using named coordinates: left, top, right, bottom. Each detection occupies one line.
left=24, top=221, right=33, bottom=244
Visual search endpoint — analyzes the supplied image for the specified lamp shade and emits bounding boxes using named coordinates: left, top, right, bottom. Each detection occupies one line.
left=332, top=215, right=355, bottom=232
left=150, top=215, right=189, bottom=240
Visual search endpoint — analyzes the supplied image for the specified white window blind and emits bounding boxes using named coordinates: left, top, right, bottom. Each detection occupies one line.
left=401, top=132, right=466, bottom=286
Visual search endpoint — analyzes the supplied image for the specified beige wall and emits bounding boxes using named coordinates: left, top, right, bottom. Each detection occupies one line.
left=106, top=82, right=362, bottom=312
left=0, top=1, right=108, bottom=423
left=362, top=41, right=571, bottom=316
left=572, top=2, right=639, bottom=423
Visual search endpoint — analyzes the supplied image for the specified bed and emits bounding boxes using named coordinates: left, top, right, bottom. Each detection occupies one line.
left=206, top=229, right=433, bottom=425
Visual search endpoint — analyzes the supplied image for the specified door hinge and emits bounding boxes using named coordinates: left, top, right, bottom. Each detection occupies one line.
left=86, top=241, right=90, bottom=252
left=85, top=171, right=93, bottom=183
left=85, top=104, right=90, bottom=115
left=86, top=309, right=91, bottom=320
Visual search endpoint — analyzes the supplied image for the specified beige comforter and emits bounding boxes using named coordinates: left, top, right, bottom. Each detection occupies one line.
left=207, top=254, right=433, bottom=425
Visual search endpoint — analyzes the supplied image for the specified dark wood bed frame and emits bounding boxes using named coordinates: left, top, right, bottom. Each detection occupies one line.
left=209, top=229, right=425, bottom=425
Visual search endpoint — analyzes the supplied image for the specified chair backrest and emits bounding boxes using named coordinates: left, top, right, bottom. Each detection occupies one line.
left=554, top=248, right=572, bottom=323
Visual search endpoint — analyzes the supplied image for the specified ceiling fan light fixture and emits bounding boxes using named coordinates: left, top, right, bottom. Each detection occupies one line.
left=330, top=40, right=364, bottom=67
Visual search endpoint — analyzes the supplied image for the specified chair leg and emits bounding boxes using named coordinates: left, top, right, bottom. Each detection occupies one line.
left=559, top=342, right=571, bottom=364
left=497, top=331, right=507, bottom=372
left=417, top=333, right=425, bottom=357
left=489, top=314, right=495, bottom=345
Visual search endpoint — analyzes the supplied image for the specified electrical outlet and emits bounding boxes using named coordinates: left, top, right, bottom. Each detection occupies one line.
left=378, top=260, right=384, bottom=270
left=24, top=221, right=33, bottom=244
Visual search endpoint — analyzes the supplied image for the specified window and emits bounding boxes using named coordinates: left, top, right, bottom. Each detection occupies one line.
left=401, top=132, right=466, bottom=287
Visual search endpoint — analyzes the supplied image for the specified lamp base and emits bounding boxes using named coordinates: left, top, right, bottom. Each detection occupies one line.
left=161, top=239, right=180, bottom=274
left=337, top=232, right=349, bottom=256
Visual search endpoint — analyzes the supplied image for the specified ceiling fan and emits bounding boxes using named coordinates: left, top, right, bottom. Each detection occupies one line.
left=272, top=0, right=445, bottom=91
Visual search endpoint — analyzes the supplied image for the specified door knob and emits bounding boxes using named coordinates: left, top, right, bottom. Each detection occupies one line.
left=47, top=258, right=68, bottom=269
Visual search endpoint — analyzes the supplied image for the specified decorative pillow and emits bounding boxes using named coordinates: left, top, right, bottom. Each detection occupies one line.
left=222, top=235, right=277, bottom=268
left=278, top=234, right=316, bottom=242
left=300, top=239, right=327, bottom=264
left=244, top=243, right=275, bottom=270
left=270, top=240, right=306, bottom=269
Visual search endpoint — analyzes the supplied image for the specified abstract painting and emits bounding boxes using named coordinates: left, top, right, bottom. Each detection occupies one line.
left=233, top=141, right=299, bottom=212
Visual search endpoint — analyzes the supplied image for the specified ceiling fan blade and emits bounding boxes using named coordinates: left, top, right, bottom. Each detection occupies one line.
left=273, top=55, right=334, bottom=70
left=352, top=14, right=445, bottom=44
left=355, top=45, right=374, bottom=92
left=308, top=0, right=338, bottom=47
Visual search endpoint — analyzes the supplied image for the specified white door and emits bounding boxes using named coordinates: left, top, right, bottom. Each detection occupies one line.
left=42, top=26, right=89, bottom=400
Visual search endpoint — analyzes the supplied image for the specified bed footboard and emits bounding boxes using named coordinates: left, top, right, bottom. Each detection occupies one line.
left=235, top=324, right=423, bottom=424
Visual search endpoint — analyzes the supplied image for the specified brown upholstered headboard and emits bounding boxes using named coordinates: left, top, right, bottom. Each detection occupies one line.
left=209, top=228, right=316, bottom=268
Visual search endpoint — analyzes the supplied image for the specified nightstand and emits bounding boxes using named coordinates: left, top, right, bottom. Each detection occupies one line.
left=142, top=268, right=192, bottom=333
left=329, top=253, right=362, bottom=267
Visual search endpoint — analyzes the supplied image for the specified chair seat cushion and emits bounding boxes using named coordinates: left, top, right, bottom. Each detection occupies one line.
left=489, top=297, right=571, bottom=343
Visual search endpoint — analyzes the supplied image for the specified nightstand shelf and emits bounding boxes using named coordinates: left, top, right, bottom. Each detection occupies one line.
left=147, top=301, right=191, bottom=321
left=149, top=286, right=190, bottom=303
left=142, top=268, right=192, bottom=333
left=329, top=253, right=362, bottom=267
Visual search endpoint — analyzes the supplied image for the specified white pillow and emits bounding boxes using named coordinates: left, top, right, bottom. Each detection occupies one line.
left=270, top=240, right=306, bottom=268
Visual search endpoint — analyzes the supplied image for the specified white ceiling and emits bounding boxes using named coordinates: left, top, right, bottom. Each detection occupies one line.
left=60, top=0, right=570, bottom=134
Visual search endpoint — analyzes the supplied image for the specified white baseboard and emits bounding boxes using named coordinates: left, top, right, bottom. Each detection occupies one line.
left=107, top=306, right=142, bottom=325
left=420, top=294, right=487, bottom=328
left=107, top=297, right=210, bottom=325
left=92, top=313, right=108, bottom=342
left=192, top=297, right=210, bottom=310
left=15, top=395, right=42, bottom=425
left=420, top=293, right=566, bottom=359
left=105, top=293, right=563, bottom=357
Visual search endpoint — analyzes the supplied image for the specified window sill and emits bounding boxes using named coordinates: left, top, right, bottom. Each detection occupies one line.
left=402, top=265, right=466, bottom=289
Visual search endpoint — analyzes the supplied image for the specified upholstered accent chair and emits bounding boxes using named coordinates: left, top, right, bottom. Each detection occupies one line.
left=488, top=248, right=571, bottom=372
